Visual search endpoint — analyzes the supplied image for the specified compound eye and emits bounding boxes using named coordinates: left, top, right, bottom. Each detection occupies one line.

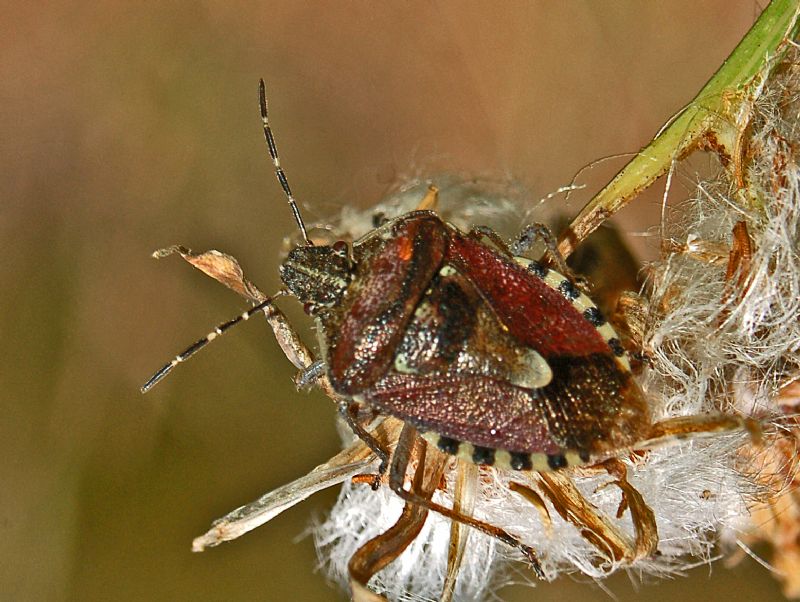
left=332, top=240, right=349, bottom=255
left=303, top=302, right=316, bottom=315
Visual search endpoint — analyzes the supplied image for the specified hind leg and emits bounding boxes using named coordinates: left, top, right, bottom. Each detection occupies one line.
left=389, top=423, right=546, bottom=578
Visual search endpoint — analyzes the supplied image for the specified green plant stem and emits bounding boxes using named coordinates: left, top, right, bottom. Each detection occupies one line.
left=558, top=0, right=800, bottom=258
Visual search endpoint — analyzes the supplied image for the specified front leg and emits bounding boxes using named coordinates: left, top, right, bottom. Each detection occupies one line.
left=468, top=225, right=514, bottom=256
left=510, top=223, right=572, bottom=276
left=295, top=359, right=327, bottom=389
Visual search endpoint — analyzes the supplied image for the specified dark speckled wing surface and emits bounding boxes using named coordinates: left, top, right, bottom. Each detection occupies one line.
left=366, top=355, right=647, bottom=456
left=327, top=214, right=446, bottom=394
left=366, top=373, right=561, bottom=454
left=362, top=224, right=651, bottom=457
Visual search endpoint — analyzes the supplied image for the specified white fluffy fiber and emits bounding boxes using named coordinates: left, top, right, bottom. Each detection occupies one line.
left=312, top=52, right=800, bottom=601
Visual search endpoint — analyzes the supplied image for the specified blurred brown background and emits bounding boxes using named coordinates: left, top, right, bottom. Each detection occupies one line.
left=2, top=2, right=784, bottom=601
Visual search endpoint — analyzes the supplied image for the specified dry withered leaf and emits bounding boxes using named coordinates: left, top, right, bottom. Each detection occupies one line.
left=508, top=481, right=553, bottom=536
left=153, top=245, right=266, bottom=302
left=152, top=245, right=316, bottom=371
left=349, top=435, right=448, bottom=602
left=778, top=379, right=800, bottom=408
left=739, top=424, right=800, bottom=599
left=607, top=474, right=658, bottom=560
left=442, top=460, right=479, bottom=602
left=722, top=221, right=754, bottom=306
left=536, top=471, right=631, bottom=564
left=193, top=418, right=405, bottom=552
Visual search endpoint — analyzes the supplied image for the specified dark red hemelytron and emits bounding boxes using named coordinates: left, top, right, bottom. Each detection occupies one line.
left=280, top=210, right=651, bottom=472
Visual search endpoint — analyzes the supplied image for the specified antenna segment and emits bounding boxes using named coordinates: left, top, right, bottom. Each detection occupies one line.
left=259, top=79, right=311, bottom=245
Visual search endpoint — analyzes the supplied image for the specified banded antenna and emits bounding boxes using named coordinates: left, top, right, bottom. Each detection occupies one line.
left=141, top=294, right=282, bottom=393
left=259, top=79, right=311, bottom=245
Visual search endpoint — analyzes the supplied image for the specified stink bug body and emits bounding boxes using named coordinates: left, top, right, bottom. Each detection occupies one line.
left=143, top=80, right=755, bottom=576
left=281, top=208, right=651, bottom=473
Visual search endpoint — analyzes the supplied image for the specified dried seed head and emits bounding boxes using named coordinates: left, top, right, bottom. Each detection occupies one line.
left=308, top=48, right=800, bottom=602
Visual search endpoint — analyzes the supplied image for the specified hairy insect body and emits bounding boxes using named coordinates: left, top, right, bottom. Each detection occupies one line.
left=279, top=210, right=651, bottom=471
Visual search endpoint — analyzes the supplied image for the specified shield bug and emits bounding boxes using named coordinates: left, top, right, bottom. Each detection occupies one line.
left=143, top=80, right=756, bottom=575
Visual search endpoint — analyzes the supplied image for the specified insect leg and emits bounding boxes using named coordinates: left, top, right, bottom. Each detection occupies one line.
left=636, top=413, right=762, bottom=450
left=260, top=303, right=369, bottom=404
left=347, top=430, right=446, bottom=596
left=467, top=225, right=514, bottom=256
left=295, top=359, right=327, bottom=389
left=614, top=291, right=650, bottom=354
left=511, top=223, right=572, bottom=275
left=339, top=402, right=391, bottom=490
left=389, top=423, right=546, bottom=579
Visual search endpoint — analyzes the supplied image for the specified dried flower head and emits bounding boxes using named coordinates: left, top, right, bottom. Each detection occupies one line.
left=144, top=4, right=800, bottom=601
left=306, top=179, right=759, bottom=601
